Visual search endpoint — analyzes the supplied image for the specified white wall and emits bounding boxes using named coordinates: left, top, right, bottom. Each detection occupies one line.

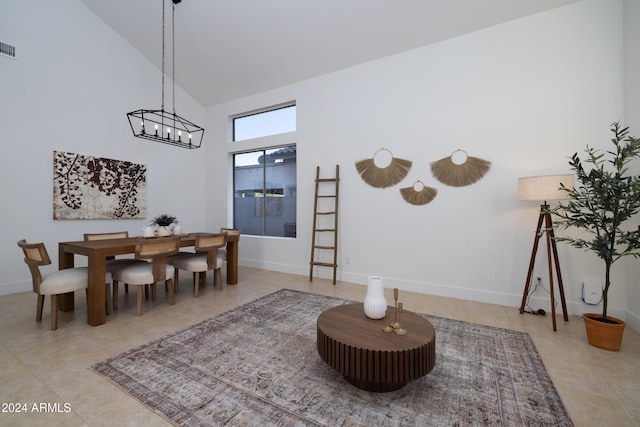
left=1, top=0, right=637, bottom=333
left=0, top=0, right=207, bottom=294
left=206, top=0, right=640, bottom=327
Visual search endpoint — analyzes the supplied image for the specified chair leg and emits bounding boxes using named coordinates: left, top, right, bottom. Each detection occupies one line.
left=113, top=281, right=119, bottom=310
left=36, top=294, right=45, bottom=322
left=145, top=284, right=150, bottom=299
left=151, top=283, right=157, bottom=300
left=174, top=269, right=180, bottom=293
left=167, top=279, right=175, bottom=305
left=125, top=284, right=129, bottom=294
left=214, top=268, right=222, bottom=289
left=136, top=286, right=143, bottom=316
left=50, top=294, right=58, bottom=330
left=105, top=282, right=112, bottom=315
left=194, top=272, right=201, bottom=297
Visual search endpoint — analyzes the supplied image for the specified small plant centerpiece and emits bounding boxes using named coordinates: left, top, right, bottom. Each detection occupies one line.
left=152, top=214, right=177, bottom=236
left=552, top=122, right=640, bottom=351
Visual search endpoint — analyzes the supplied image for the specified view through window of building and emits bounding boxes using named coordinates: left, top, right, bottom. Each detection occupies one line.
left=232, top=105, right=296, bottom=237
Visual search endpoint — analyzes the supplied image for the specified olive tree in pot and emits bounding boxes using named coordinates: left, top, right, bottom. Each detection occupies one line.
left=552, top=122, right=640, bottom=351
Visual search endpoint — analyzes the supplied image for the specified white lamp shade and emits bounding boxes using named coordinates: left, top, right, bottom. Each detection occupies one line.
left=518, top=174, right=574, bottom=201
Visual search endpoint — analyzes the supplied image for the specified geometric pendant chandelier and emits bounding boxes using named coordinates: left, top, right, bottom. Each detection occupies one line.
left=127, top=0, right=204, bottom=149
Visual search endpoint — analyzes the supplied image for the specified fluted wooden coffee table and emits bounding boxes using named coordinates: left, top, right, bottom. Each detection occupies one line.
left=317, top=303, right=436, bottom=392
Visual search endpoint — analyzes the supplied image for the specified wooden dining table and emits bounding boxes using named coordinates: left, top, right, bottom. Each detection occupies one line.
left=58, top=232, right=240, bottom=326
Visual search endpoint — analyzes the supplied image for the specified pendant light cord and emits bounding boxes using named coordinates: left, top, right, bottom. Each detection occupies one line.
left=172, top=1, right=176, bottom=115
left=161, top=0, right=165, bottom=112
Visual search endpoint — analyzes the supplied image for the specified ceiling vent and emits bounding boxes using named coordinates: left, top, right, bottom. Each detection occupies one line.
left=0, top=41, right=16, bottom=59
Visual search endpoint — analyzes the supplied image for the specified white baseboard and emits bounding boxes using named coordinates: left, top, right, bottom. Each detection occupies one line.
left=240, top=258, right=637, bottom=332
left=0, top=280, right=31, bottom=296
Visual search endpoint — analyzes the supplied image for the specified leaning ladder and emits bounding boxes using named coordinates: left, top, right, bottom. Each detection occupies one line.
left=309, top=165, right=340, bottom=284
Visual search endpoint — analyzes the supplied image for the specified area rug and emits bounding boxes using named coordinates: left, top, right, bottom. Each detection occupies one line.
left=91, top=289, right=573, bottom=426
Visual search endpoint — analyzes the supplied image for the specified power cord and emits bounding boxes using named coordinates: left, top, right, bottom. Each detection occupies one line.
left=524, top=277, right=550, bottom=316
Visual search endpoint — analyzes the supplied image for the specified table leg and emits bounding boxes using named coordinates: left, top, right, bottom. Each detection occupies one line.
left=87, top=253, right=107, bottom=326
left=226, top=240, right=238, bottom=285
left=58, top=245, right=75, bottom=312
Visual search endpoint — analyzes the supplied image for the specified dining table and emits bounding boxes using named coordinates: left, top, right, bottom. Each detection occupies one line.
left=58, top=232, right=240, bottom=326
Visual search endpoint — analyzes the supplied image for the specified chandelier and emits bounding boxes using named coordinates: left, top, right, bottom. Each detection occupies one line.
left=127, top=0, right=204, bottom=149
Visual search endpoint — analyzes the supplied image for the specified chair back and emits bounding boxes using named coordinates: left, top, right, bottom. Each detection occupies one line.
left=17, top=239, right=51, bottom=294
left=220, top=228, right=240, bottom=237
left=84, top=231, right=129, bottom=241
left=135, top=236, right=180, bottom=282
left=195, top=233, right=226, bottom=269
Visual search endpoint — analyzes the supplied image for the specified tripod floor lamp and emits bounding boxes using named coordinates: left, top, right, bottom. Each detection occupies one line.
left=518, top=174, right=573, bottom=331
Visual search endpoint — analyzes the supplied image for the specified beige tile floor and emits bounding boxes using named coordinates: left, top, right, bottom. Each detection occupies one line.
left=1, top=266, right=639, bottom=426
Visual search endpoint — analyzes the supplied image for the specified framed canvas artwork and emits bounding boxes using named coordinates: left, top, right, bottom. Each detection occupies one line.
left=53, top=150, right=147, bottom=220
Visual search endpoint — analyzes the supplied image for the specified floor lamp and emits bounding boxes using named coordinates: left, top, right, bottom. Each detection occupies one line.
left=517, top=174, right=573, bottom=331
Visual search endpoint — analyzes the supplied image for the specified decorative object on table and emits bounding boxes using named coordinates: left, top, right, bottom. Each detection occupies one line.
left=400, top=180, right=437, bottom=205
left=382, top=310, right=394, bottom=333
left=430, top=149, right=491, bottom=187
left=142, top=226, right=155, bottom=237
left=355, top=148, right=412, bottom=188
left=53, top=151, right=147, bottom=220
left=126, top=0, right=204, bottom=149
left=391, top=288, right=402, bottom=329
left=363, top=276, right=387, bottom=319
left=172, top=223, right=182, bottom=235
left=517, top=174, right=573, bottom=331
left=552, top=122, right=640, bottom=351
left=91, top=290, right=573, bottom=426
left=394, top=303, right=407, bottom=335
left=151, top=214, right=177, bottom=236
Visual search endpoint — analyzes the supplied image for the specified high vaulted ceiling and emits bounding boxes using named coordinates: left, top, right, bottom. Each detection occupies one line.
left=79, top=0, right=579, bottom=107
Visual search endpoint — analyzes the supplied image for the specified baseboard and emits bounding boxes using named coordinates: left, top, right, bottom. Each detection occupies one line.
left=240, top=258, right=637, bottom=326
left=0, top=280, right=31, bottom=296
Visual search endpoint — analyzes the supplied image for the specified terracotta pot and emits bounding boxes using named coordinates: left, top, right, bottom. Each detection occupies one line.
left=583, top=313, right=626, bottom=351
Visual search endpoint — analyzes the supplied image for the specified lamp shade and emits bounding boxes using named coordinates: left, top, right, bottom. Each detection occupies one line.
left=518, top=174, right=574, bottom=201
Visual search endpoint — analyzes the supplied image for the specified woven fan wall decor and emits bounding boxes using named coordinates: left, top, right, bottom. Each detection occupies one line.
left=355, top=148, right=412, bottom=188
left=400, top=180, right=438, bottom=205
left=430, top=149, right=491, bottom=187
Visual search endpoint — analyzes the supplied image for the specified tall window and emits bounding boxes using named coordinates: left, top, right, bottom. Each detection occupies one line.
left=232, top=105, right=296, bottom=238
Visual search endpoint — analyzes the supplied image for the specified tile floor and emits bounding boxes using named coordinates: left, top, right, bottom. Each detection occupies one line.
left=1, top=267, right=638, bottom=426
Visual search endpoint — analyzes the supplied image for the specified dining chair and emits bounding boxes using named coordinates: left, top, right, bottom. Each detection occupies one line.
left=84, top=231, right=145, bottom=311
left=112, top=236, right=180, bottom=316
left=170, top=233, right=226, bottom=297
left=218, top=227, right=240, bottom=263
left=17, top=239, right=112, bottom=330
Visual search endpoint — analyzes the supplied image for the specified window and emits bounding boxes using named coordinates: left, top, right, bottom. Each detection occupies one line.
left=233, top=105, right=296, bottom=141
left=232, top=105, right=296, bottom=237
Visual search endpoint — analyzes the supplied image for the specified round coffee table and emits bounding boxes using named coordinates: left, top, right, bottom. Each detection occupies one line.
left=317, top=303, right=436, bottom=392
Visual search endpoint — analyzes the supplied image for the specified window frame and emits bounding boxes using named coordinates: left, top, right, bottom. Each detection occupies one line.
left=229, top=102, right=297, bottom=238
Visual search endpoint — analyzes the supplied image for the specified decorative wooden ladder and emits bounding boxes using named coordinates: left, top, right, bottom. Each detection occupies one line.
left=309, top=165, right=340, bottom=284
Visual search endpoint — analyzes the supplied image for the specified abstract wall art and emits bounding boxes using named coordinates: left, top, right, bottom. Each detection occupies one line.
left=53, top=150, right=147, bottom=220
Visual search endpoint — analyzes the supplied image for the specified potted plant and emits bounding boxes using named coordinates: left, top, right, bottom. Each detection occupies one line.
left=152, top=214, right=177, bottom=236
left=552, top=122, right=640, bottom=351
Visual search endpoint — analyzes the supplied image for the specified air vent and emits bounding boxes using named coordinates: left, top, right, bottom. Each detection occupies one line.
left=0, top=41, right=16, bottom=59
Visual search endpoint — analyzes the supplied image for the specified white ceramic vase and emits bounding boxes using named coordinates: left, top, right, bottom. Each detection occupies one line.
left=172, top=223, right=182, bottom=235
left=364, top=276, right=387, bottom=319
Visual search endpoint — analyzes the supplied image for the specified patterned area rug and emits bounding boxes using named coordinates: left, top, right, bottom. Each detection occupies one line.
left=91, top=289, right=573, bottom=426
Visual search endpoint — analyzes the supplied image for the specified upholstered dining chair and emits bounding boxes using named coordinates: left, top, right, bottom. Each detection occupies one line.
left=84, top=231, right=145, bottom=311
left=170, top=233, right=226, bottom=297
left=218, top=227, right=240, bottom=263
left=17, top=239, right=112, bottom=330
left=111, top=236, right=180, bottom=316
